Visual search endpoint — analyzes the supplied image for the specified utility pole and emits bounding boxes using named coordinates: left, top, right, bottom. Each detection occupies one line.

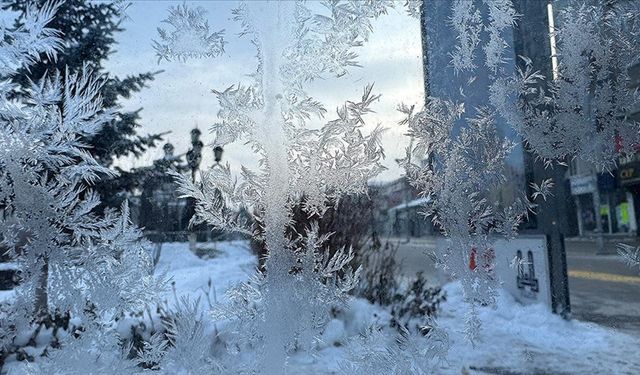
left=592, top=174, right=606, bottom=254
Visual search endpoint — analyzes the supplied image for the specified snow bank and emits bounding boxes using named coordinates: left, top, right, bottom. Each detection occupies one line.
left=434, top=281, right=640, bottom=374
left=161, top=241, right=640, bottom=374
left=157, top=240, right=256, bottom=305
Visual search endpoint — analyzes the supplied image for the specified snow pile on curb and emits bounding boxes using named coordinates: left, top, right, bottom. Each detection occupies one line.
left=434, top=282, right=640, bottom=374
left=162, top=242, right=640, bottom=373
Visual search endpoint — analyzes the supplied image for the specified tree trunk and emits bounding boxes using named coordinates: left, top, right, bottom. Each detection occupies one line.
left=34, top=255, right=49, bottom=319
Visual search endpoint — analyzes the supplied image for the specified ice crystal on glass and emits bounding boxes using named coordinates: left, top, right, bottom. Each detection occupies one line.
left=449, top=0, right=482, bottom=74
left=167, top=1, right=391, bottom=371
left=493, top=2, right=640, bottom=170
left=449, top=0, right=518, bottom=73
left=153, top=3, right=226, bottom=63
left=398, top=100, right=533, bottom=339
left=0, top=2, right=162, bottom=366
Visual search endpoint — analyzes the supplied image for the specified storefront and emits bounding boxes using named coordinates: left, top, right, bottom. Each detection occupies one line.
left=570, top=172, right=637, bottom=236
left=617, top=154, right=640, bottom=236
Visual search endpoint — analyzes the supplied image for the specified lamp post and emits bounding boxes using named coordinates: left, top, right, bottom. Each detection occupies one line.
left=206, top=145, right=224, bottom=242
left=186, top=128, right=203, bottom=251
left=186, top=128, right=203, bottom=183
left=213, top=145, right=224, bottom=165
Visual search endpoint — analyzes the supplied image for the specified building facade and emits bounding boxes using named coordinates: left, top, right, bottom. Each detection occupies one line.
left=369, top=177, right=437, bottom=238
left=421, top=0, right=578, bottom=239
left=557, top=0, right=640, bottom=238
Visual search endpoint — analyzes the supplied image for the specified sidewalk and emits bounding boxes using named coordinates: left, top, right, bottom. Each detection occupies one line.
left=385, top=234, right=640, bottom=256
left=565, top=235, right=640, bottom=255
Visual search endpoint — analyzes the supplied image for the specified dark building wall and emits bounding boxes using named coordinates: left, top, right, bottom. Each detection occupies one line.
left=421, top=0, right=577, bottom=237
left=511, top=0, right=578, bottom=237
left=421, top=0, right=572, bottom=314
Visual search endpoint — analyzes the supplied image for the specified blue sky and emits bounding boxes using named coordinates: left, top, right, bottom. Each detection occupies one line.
left=105, top=1, right=425, bottom=182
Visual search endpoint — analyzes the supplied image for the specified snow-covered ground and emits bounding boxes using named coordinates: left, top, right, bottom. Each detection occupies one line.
left=160, top=241, right=640, bottom=374
left=156, top=241, right=257, bottom=304
left=5, top=241, right=636, bottom=373
left=435, top=283, right=640, bottom=374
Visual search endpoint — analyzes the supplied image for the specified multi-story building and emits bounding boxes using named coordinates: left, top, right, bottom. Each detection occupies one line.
left=421, top=0, right=577, bottom=239
left=555, top=0, right=640, bottom=238
left=612, top=60, right=640, bottom=236
left=369, top=177, right=436, bottom=238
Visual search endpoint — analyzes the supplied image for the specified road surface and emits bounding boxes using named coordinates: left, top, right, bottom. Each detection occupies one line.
left=565, top=240, right=640, bottom=336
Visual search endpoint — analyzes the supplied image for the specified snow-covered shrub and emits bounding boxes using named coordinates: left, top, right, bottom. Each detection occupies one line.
left=355, top=236, right=445, bottom=334
left=355, top=236, right=401, bottom=307
left=0, top=2, right=163, bottom=370
left=389, top=272, right=445, bottom=334
left=136, top=296, right=222, bottom=373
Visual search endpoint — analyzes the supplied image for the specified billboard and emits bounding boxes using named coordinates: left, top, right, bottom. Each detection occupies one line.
left=493, top=235, right=553, bottom=308
left=437, top=234, right=564, bottom=312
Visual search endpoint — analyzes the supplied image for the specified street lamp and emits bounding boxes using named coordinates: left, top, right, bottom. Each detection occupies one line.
left=214, top=145, right=224, bottom=164
left=186, top=128, right=203, bottom=183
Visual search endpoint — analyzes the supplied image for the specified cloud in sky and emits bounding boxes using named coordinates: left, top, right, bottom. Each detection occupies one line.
left=105, top=1, right=425, bottom=182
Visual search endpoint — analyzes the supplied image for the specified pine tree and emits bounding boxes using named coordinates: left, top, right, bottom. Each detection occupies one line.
left=0, top=3, right=162, bottom=368
left=3, top=0, right=164, bottom=209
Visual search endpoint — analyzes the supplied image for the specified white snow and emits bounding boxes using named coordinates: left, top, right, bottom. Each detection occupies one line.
left=161, top=241, right=640, bottom=374
left=388, top=196, right=432, bottom=212
left=156, top=240, right=256, bottom=305
left=433, top=282, right=640, bottom=374
left=0, top=288, right=15, bottom=303
left=5, top=241, right=637, bottom=373
left=319, top=319, right=347, bottom=348
left=0, top=262, right=18, bottom=271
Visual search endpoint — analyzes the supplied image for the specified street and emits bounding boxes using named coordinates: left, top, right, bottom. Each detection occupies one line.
left=387, top=236, right=640, bottom=337
left=565, top=239, right=640, bottom=337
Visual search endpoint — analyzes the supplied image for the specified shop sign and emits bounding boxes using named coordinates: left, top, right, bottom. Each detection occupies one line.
left=618, top=161, right=640, bottom=186
left=618, top=152, right=640, bottom=166
left=570, top=175, right=596, bottom=195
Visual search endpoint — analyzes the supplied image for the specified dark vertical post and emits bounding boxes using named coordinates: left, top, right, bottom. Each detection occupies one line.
left=513, top=0, right=571, bottom=317
left=419, top=4, right=430, bottom=99
left=185, top=128, right=203, bottom=247
left=546, top=233, right=571, bottom=316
